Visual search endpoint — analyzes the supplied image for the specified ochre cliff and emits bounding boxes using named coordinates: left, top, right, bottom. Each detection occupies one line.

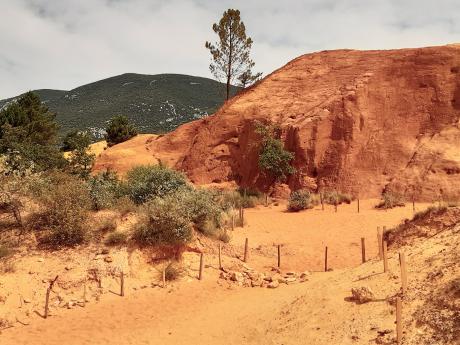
left=98, top=44, right=460, bottom=200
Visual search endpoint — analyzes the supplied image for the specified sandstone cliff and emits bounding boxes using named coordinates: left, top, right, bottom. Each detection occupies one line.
left=100, top=45, right=460, bottom=200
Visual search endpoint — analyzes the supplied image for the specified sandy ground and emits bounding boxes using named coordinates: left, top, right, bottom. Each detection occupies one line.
left=231, top=199, right=432, bottom=271
left=0, top=200, right=447, bottom=345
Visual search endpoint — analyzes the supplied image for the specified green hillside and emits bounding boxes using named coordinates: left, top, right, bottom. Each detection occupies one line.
left=0, top=74, right=239, bottom=138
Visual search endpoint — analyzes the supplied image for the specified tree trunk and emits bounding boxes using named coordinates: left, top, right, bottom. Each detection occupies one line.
left=226, top=75, right=230, bottom=100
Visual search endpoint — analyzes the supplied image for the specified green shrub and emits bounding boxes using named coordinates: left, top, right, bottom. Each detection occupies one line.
left=105, top=115, right=137, bottom=147
left=288, top=190, right=315, bottom=212
left=133, top=197, right=193, bottom=246
left=104, top=231, right=128, bottom=246
left=376, top=191, right=405, bottom=209
left=88, top=171, right=122, bottom=210
left=124, top=165, right=188, bottom=205
left=35, top=173, right=91, bottom=247
left=61, top=130, right=92, bottom=151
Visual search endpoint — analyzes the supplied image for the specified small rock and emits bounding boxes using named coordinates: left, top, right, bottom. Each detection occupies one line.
left=230, top=272, right=244, bottom=283
left=268, top=281, right=280, bottom=289
left=23, top=298, right=31, bottom=304
left=100, top=248, right=110, bottom=255
left=104, top=256, right=113, bottom=263
left=351, top=287, right=375, bottom=304
left=65, top=266, right=72, bottom=271
left=285, top=277, right=297, bottom=284
left=37, top=258, right=44, bottom=263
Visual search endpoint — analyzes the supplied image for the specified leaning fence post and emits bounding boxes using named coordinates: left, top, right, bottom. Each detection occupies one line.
left=120, top=271, right=124, bottom=297
left=198, top=253, right=204, bottom=280
left=243, top=238, right=249, bottom=262
left=361, top=237, right=366, bottom=263
left=44, top=275, right=59, bottom=319
left=383, top=241, right=389, bottom=273
left=324, top=246, right=328, bottom=272
left=396, top=297, right=403, bottom=344
left=399, top=252, right=408, bottom=294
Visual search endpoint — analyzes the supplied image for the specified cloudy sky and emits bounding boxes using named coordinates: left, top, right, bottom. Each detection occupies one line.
left=0, top=0, right=459, bottom=98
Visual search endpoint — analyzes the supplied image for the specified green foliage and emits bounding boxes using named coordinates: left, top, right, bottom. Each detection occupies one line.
left=124, top=165, right=188, bottom=205
left=104, top=231, right=127, bottom=246
left=0, top=75, right=239, bottom=136
left=205, top=9, right=260, bottom=99
left=88, top=171, right=122, bottom=210
left=105, top=115, right=137, bottom=146
left=133, top=197, right=193, bottom=246
left=61, top=130, right=92, bottom=151
left=0, top=92, right=65, bottom=172
left=288, top=190, right=315, bottom=212
left=66, top=148, right=95, bottom=178
left=255, top=121, right=295, bottom=183
left=34, top=173, right=91, bottom=247
left=376, top=191, right=405, bottom=209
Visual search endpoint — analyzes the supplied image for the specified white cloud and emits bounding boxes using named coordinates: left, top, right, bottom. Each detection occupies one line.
left=0, top=0, right=459, bottom=98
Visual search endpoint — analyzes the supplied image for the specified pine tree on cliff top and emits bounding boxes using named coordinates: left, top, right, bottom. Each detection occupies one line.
left=205, top=9, right=261, bottom=99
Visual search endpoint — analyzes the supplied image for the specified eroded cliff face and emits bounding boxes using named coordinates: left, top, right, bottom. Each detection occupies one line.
left=145, top=45, right=460, bottom=200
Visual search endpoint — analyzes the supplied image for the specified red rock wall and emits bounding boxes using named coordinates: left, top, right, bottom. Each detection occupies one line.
left=149, top=45, right=460, bottom=200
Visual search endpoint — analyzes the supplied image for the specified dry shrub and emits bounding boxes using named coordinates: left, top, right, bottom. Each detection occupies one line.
left=104, top=231, right=128, bottom=246
left=322, top=191, right=353, bottom=205
left=162, top=261, right=185, bottom=281
left=115, top=196, right=137, bottom=217
left=217, top=230, right=231, bottom=243
left=288, top=190, right=316, bottom=212
left=0, top=244, right=12, bottom=259
left=34, top=173, right=91, bottom=247
left=376, top=191, right=405, bottom=209
left=96, top=217, right=117, bottom=233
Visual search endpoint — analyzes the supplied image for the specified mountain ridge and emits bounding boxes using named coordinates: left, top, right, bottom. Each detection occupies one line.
left=0, top=73, right=239, bottom=137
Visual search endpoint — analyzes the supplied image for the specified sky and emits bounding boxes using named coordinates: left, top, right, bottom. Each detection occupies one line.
left=0, top=0, right=459, bottom=99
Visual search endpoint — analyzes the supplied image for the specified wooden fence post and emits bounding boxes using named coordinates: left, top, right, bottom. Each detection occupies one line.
left=377, top=227, right=383, bottom=259
left=243, top=238, right=249, bottom=262
left=198, top=253, right=204, bottom=280
left=277, top=244, right=281, bottom=268
left=357, top=198, right=360, bottom=213
left=324, top=246, right=328, bottom=272
left=412, top=197, right=415, bottom=213
left=120, top=271, right=124, bottom=297
left=396, top=297, right=403, bottom=344
left=361, top=237, right=366, bottom=263
left=218, top=243, right=222, bottom=270
left=399, top=252, right=408, bottom=294
left=383, top=241, right=388, bottom=273
left=83, top=281, right=87, bottom=307
left=44, top=275, right=59, bottom=319
left=334, top=203, right=337, bottom=213
left=320, top=193, right=324, bottom=211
